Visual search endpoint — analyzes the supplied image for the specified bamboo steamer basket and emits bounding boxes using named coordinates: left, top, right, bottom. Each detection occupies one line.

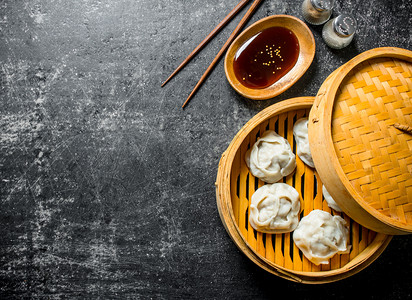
left=309, top=47, right=412, bottom=235
left=215, top=97, right=392, bottom=283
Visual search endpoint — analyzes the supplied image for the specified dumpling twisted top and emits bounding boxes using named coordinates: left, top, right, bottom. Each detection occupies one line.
left=245, top=130, right=296, bottom=183
left=293, top=210, right=351, bottom=265
left=249, top=183, right=301, bottom=234
left=293, top=118, right=315, bottom=168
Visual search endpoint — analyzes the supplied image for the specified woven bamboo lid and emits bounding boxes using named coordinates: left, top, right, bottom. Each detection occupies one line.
left=216, top=97, right=391, bottom=283
left=309, top=47, right=412, bottom=235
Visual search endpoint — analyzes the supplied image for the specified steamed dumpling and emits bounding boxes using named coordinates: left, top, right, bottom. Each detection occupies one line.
left=293, top=118, right=315, bottom=168
left=322, top=185, right=342, bottom=212
left=245, top=130, right=296, bottom=183
left=249, top=183, right=300, bottom=234
left=293, top=210, right=350, bottom=265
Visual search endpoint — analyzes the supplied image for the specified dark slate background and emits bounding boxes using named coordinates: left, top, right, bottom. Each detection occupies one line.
left=0, top=0, right=411, bottom=298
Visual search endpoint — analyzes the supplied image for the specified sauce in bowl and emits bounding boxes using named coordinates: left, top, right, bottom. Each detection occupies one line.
left=233, top=27, right=300, bottom=89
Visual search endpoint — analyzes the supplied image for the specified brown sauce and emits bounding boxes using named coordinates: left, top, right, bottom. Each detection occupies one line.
left=233, top=27, right=300, bottom=89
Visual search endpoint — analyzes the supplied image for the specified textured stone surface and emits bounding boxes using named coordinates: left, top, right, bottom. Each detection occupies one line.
left=0, top=0, right=411, bottom=298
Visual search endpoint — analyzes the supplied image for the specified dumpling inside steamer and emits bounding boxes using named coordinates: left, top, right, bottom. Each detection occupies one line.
left=322, top=185, right=342, bottom=212
left=245, top=130, right=296, bottom=183
left=249, top=183, right=300, bottom=234
left=293, top=118, right=315, bottom=168
left=293, top=210, right=351, bottom=265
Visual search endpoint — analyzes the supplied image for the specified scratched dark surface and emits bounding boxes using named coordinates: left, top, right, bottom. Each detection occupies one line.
left=0, top=0, right=411, bottom=298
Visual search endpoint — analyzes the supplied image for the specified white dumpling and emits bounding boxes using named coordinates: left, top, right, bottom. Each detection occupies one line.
left=245, top=130, right=296, bottom=183
left=293, top=210, right=350, bottom=265
left=322, top=185, right=342, bottom=212
left=249, top=183, right=301, bottom=234
left=293, top=118, right=315, bottom=168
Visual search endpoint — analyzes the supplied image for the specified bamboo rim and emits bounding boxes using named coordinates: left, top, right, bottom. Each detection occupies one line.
left=216, top=97, right=392, bottom=283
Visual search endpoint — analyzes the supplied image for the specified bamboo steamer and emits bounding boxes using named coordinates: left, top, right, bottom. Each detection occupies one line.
left=309, top=47, right=412, bottom=235
left=215, top=97, right=392, bottom=283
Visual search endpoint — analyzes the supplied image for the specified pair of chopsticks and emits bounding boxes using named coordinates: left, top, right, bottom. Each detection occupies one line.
left=161, top=0, right=263, bottom=108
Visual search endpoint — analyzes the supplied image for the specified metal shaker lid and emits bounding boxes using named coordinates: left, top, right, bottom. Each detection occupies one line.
left=310, top=0, right=334, bottom=11
left=333, top=14, right=357, bottom=36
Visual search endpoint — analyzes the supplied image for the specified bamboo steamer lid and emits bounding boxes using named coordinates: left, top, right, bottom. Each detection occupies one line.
left=216, top=97, right=391, bottom=283
left=309, top=47, right=412, bottom=235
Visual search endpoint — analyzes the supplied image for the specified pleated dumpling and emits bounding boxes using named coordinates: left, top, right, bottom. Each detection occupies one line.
left=245, top=130, right=296, bottom=183
left=322, top=185, right=342, bottom=212
left=249, top=183, right=300, bottom=234
left=293, top=118, right=315, bottom=168
left=293, top=210, right=351, bottom=265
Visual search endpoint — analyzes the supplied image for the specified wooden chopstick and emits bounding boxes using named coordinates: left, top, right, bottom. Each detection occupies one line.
left=182, top=0, right=263, bottom=108
left=161, top=0, right=251, bottom=87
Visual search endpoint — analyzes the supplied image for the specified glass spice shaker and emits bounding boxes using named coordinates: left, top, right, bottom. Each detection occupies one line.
left=322, top=14, right=357, bottom=49
left=301, top=0, right=334, bottom=25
